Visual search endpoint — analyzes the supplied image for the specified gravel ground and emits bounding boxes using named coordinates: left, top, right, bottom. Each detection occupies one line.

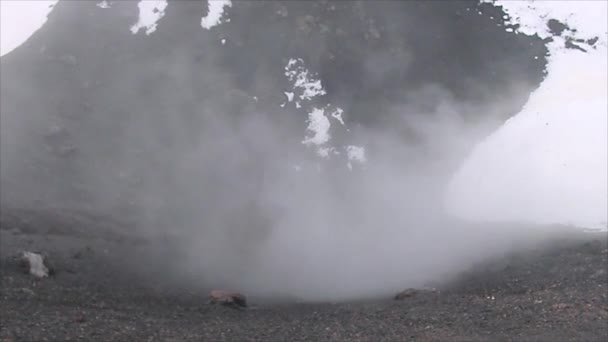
left=1, top=207, right=607, bottom=341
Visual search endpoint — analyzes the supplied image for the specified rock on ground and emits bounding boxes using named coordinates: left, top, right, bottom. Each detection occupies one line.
left=209, top=290, right=248, bottom=308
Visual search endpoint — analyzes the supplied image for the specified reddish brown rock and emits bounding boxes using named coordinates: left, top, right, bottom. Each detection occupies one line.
left=208, top=290, right=247, bottom=308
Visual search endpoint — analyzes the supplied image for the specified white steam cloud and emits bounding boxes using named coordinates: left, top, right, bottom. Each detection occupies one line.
left=447, top=0, right=608, bottom=230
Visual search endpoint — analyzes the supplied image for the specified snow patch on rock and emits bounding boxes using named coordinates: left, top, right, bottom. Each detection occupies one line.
left=283, top=58, right=366, bottom=168
left=485, top=0, right=607, bottom=43
left=346, top=145, right=366, bottom=170
left=284, top=92, right=295, bottom=102
left=201, top=0, right=232, bottom=30
left=130, top=0, right=168, bottom=35
left=302, top=107, right=331, bottom=147
left=330, top=108, right=345, bottom=126
left=284, top=58, right=327, bottom=101
left=96, top=1, right=111, bottom=9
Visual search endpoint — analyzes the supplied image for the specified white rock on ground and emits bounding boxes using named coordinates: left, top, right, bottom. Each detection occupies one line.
left=20, top=251, right=50, bottom=278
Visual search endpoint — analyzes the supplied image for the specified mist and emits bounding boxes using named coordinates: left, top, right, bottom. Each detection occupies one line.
left=447, top=0, right=608, bottom=231
left=1, top=0, right=593, bottom=302
left=108, top=85, right=538, bottom=302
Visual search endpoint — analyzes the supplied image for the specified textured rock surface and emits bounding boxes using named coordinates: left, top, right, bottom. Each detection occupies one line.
left=1, top=1, right=548, bottom=212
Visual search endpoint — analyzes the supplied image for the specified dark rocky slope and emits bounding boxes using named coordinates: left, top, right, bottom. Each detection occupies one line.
left=1, top=0, right=548, bottom=212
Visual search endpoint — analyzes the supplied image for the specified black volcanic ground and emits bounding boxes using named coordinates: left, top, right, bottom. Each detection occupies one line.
left=1, top=207, right=607, bottom=341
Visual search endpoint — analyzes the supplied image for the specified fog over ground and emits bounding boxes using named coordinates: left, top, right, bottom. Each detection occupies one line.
left=0, top=0, right=605, bottom=301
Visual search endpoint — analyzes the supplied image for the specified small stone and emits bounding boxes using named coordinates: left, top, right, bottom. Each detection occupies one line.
left=208, top=290, right=247, bottom=308
left=395, top=288, right=418, bottom=300
left=74, top=314, right=86, bottom=323
left=552, top=303, right=571, bottom=310
left=20, top=287, right=35, bottom=296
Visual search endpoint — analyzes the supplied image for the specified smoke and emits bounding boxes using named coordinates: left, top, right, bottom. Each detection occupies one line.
left=0, top=0, right=562, bottom=302
left=109, top=75, right=539, bottom=302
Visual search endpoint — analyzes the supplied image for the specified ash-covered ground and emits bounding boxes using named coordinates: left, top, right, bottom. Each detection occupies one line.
left=1, top=207, right=606, bottom=342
